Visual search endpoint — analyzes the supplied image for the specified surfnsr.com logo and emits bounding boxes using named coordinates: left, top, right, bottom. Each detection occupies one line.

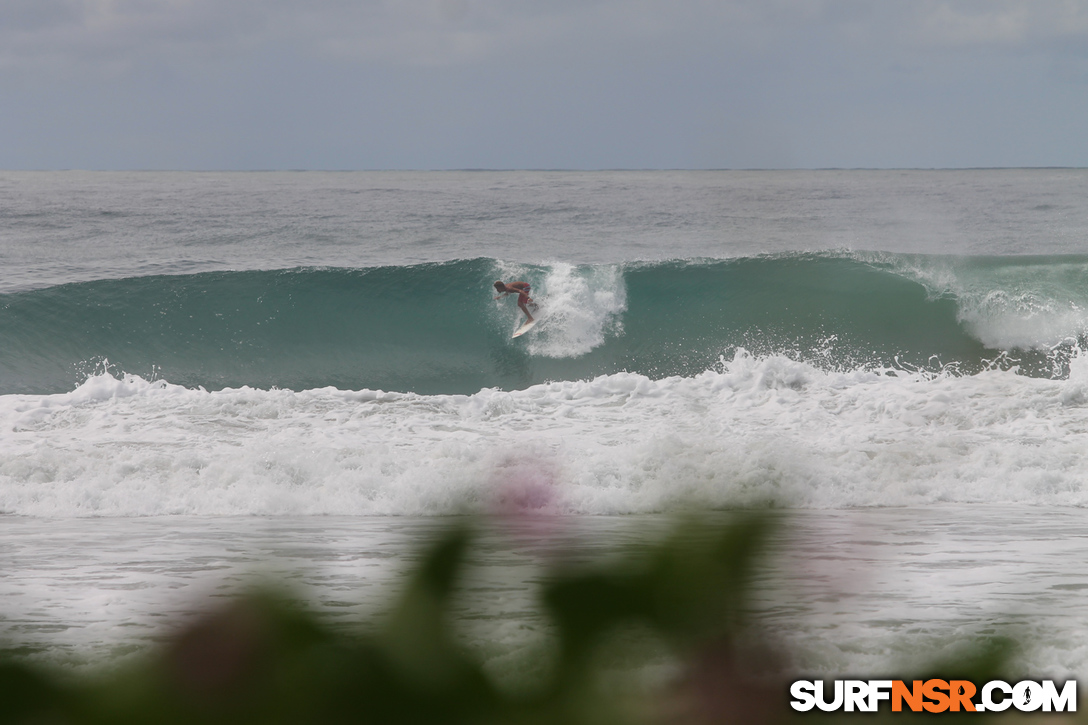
left=790, top=679, right=1076, bottom=713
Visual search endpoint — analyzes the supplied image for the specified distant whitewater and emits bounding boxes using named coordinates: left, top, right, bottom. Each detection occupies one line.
left=3, top=252, right=1088, bottom=395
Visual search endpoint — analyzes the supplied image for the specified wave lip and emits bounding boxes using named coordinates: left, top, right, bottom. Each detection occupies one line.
left=861, top=252, right=1088, bottom=351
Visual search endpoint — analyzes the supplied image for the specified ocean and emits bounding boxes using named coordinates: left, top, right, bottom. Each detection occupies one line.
left=3, top=169, right=1088, bottom=679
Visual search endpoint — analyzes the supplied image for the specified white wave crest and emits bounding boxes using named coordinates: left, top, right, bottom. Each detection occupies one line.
left=870, top=252, right=1088, bottom=350
left=4, top=351, right=1088, bottom=517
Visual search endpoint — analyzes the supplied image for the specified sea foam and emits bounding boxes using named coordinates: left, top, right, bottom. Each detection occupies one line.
left=524, top=262, right=626, bottom=358
left=869, top=252, right=1088, bottom=350
left=4, top=350, right=1088, bottom=518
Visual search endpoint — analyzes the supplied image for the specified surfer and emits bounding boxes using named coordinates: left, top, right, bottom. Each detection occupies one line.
left=493, top=280, right=536, bottom=323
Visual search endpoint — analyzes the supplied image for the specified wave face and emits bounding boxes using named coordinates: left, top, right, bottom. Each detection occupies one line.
left=3, top=253, right=1088, bottom=395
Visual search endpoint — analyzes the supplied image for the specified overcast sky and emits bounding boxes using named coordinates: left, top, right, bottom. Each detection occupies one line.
left=2, top=0, right=1086, bottom=169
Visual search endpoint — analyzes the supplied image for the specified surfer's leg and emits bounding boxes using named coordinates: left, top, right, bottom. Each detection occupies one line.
left=519, top=300, right=534, bottom=322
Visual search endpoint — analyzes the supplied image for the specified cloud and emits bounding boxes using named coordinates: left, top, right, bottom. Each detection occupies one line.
left=2, top=0, right=1087, bottom=79
left=0, top=0, right=273, bottom=76
left=2, top=0, right=1086, bottom=170
left=910, top=0, right=1088, bottom=47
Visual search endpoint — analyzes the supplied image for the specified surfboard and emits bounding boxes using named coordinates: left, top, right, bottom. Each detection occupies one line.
left=512, top=319, right=537, bottom=338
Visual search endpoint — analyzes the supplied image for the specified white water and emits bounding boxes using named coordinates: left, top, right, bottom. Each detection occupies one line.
left=491, top=260, right=627, bottom=358
left=871, top=251, right=1088, bottom=351
left=526, top=262, right=627, bottom=358
left=4, top=350, right=1088, bottom=517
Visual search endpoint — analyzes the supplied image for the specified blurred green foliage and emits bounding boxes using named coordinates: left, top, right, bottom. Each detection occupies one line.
left=0, top=514, right=1032, bottom=724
